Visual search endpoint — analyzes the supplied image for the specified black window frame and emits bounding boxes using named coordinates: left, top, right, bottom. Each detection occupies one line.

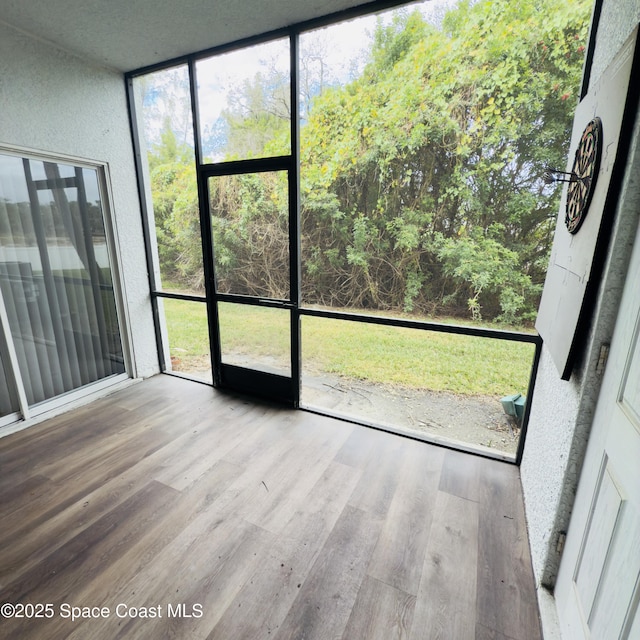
left=126, top=0, right=555, bottom=464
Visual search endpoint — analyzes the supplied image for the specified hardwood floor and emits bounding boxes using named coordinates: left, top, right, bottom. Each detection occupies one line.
left=0, top=375, right=542, bottom=639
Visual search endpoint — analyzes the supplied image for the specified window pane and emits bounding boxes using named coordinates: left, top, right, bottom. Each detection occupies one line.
left=160, top=298, right=212, bottom=383
left=0, top=154, right=125, bottom=406
left=210, top=172, right=290, bottom=299
left=196, top=38, right=291, bottom=162
left=299, top=0, right=590, bottom=327
left=132, top=66, right=202, bottom=295
left=219, top=302, right=290, bottom=376
left=301, top=316, right=536, bottom=458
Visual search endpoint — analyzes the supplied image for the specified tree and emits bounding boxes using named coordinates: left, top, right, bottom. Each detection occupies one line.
left=209, top=171, right=290, bottom=298
left=299, top=0, right=591, bottom=322
left=220, top=70, right=290, bottom=159
left=147, top=121, right=200, bottom=290
left=143, top=0, right=591, bottom=323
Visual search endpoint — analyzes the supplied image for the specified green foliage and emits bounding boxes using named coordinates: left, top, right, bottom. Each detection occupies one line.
left=149, top=119, right=193, bottom=169
left=435, top=227, right=540, bottom=323
left=146, top=0, right=591, bottom=323
left=147, top=120, right=202, bottom=291
left=221, top=71, right=291, bottom=159
left=209, top=171, right=290, bottom=298
left=298, top=0, right=590, bottom=323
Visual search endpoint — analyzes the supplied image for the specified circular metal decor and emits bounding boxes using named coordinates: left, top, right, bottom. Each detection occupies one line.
left=565, top=117, right=603, bottom=234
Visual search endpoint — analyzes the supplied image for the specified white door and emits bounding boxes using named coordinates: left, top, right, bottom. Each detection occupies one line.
left=555, top=222, right=640, bottom=638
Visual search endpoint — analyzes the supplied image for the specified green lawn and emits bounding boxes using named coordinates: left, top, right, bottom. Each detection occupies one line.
left=161, top=298, right=534, bottom=397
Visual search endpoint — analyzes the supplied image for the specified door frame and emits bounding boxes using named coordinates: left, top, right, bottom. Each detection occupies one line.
left=192, top=34, right=301, bottom=405
left=554, top=217, right=640, bottom=638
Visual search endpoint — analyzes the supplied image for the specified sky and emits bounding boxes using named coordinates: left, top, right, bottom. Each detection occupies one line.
left=140, top=0, right=461, bottom=158
left=196, top=0, right=460, bottom=115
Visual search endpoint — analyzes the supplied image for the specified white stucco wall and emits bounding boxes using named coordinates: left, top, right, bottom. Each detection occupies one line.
left=521, top=0, right=640, bottom=590
left=0, top=23, right=159, bottom=380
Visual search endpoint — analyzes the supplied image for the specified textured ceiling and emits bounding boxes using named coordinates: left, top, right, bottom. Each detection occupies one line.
left=0, top=0, right=373, bottom=72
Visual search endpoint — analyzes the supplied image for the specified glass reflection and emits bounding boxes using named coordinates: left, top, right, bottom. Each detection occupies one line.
left=0, top=154, right=125, bottom=406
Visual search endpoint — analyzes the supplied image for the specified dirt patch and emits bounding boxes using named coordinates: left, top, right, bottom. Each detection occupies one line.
left=301, top=372, right=521, bottom=457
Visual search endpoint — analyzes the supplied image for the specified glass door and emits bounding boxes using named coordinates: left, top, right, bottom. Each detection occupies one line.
left=205, top=167, right=297, bottom=404
left=0, top=151, right=127, bottom=423
left=193, top=36, right=298, bottom=405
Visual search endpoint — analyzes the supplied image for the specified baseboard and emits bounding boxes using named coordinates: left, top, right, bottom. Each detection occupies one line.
left=537, top=585, right=562, bottom=639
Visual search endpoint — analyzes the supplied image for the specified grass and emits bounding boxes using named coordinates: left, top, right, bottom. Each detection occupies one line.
left=301, top=317, right=534, bottom=396
left=161, top=298, right=535, bottom=397
left=161, top=298, right=211, bottom=357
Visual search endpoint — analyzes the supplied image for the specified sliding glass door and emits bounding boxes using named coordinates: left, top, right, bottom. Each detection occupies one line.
left=0, top=151, right=126, bottom=421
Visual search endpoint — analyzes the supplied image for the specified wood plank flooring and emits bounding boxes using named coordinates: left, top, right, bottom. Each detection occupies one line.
left=0, top=375, right=542, bottom=640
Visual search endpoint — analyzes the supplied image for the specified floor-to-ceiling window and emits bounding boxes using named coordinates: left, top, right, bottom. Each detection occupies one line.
left=0, top=151, right=127, bottom=425
left=129, top=0, right=592, bottom=462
